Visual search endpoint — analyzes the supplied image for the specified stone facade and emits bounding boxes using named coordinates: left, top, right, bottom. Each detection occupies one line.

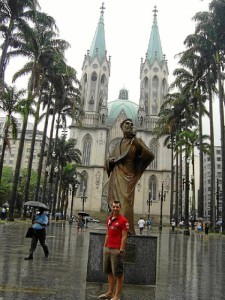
left=69, top=6, right=171, bottom=223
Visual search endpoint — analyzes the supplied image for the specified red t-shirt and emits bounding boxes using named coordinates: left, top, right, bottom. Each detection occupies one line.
left=106, top=214, right=129, bottom=249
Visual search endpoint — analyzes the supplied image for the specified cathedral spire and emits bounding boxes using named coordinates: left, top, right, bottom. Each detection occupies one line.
left=146, top=6, right=164, bottom=65
left=89, top=2, right=106, bottom=61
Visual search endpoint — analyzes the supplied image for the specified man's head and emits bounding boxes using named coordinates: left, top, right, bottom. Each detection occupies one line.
left=120, top=118, right=133, bottom=129
left=120, top=119, right=135, bottom=138
left=39, top=208, right=45, bottom=214
left=112, top=201, right=121, bottom=216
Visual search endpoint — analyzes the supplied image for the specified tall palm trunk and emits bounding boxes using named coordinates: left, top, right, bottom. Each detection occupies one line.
left=63, top=188, right=69, bottom=220
left=207, top=81, right=216, bottom=229
left=0, top=117, right=10, bottom=184
left=198, top=98, right=204, bottom=218
left=9, top=109, right=29, bottom=219
left=51, top=112, right=61, bottom=217
left=175, top=146, right=179, bottom=224
left=179, top=148, right=183, bottom=221
left=170, top=137, right=174, bottom=221
left=23, top=91, right=42, bottom=208
left=0, top=19, right=14, bottom=85
left=217, top=63, right=225, bottom=234
left=191, top=148, right=196, bottom=223
left=35, top=85, right=53, bottom=202
left=42, top=103, right=56, bottom=204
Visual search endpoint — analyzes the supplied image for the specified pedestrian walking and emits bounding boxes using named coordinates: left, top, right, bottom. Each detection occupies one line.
left=138, top=217, right=145, bottom=234
left=77, top=216, right=85, bottom=232
left=98, top=200, right=129, bottom=300
left=171, top=220, right=176, bottom=232
left=24, top=208, right=49, bottom=260
left=1, top=206, right=6, bottom=220
left=146, top=218, right=152, bottom=230
left=205, top=223, right=209, bottom=235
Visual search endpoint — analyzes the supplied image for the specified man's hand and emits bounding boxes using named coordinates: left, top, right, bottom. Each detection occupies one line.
left=108, top=157, right=116, bottom=164
left=132, top=138, right=142, bottom=154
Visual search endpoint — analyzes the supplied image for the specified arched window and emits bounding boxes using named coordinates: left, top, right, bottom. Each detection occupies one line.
left=149, top=138, right=158, bottom=169
left=144, top=77, right=148, bottom=89
left=162, top=78, right=167, bottom=99
left=143, top=77, right=149, bottom=113
left=82, top=134, right=92, bottom=166
left=149, top=175, right=157, bottom=201
left=152, top=76, right=159, bottom=114
left=101, top=74, right=105, bottom=85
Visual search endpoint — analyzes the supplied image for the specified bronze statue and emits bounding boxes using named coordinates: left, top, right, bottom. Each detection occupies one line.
left=106, top=119, right=154, bottom=234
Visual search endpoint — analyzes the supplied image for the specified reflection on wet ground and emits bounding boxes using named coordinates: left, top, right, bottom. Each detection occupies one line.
left=0, top=222, right=225, bottom=299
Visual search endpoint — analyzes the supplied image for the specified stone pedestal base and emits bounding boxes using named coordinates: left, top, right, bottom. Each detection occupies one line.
left=86, top=232, right=157, bottom=285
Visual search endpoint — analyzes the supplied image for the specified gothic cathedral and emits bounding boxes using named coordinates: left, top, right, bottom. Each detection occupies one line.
left=70, top=5, right=171, bottom=223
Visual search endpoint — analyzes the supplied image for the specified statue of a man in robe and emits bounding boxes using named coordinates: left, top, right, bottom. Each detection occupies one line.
left=105, top=119, right=154, bottom=234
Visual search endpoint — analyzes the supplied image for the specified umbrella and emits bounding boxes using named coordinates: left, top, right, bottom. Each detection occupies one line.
left=2, top=202, right=9, bottom=208
left=78, top=211, right=89, bottom=217
left=216, top=220, right=222, bottom=226
left=204, top=220, right=211, bottom=224
left=24, top=201, right=49, bottom=210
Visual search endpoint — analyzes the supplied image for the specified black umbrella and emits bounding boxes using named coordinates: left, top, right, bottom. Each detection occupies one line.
left=78, top=211, right=89, bottom=217
left=24, top=201, right=49, bottom=210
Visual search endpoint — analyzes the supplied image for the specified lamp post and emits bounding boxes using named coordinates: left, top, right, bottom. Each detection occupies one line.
left=158, top=182, right=167, bottom=232
left=47, top=151, right=59, bottom=216
left=182, top=157, right=192, bottom=236
left=147, top=190, right=152, bottom=220
left=69, top=176, right=79, bottom=223
left=81, top=186, right=87, bottom=211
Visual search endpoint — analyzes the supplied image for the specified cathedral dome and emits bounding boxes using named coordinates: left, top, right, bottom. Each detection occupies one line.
left=108, top=88, right=138, bottom=124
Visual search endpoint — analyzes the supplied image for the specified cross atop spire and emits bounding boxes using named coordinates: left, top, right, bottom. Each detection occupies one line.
left=100, top=2, right=105, bottom=16
left=153, top=5, right=158, bottom=18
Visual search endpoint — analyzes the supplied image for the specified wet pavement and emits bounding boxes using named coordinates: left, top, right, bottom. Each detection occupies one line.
left=0, top=222, right=225, bottom=300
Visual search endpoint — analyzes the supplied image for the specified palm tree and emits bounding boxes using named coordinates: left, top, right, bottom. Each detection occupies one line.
left=51, top=136, right=81, bottom=217
left=172, top=52, right=209, bottom=219
left=0, top=85, right=25, bottom=184
left=13, top=26, right=71, bottom=206
left=154, top=89, right=198, bottom=222
left=187, top=0, right=225, bottom=229
left=0, top=0, right=40, bottom=92
left=176, top=128, right=210, bottom=223
left=39, top=63, right=82, bottom=205
left=7, top=10, right=59, bottom=219
left=60, top=163, right=80, bottom=219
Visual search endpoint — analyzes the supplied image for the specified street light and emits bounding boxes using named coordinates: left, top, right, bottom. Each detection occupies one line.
left=69, top=175, right=79, bottom=223
left=182, top=157, right=193, bottom=236
left=158, top=182, right=167, bottom=232
left=81, top=185, right=88, bottom=211
left=147, top=190, right=152, bottom=220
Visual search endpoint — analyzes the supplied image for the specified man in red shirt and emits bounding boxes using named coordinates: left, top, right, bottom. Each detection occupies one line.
left=99, top=200, right=129, bottom=300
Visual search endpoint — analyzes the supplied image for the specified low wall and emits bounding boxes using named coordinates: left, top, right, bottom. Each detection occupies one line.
left=86, top=232, right=157, bottom=285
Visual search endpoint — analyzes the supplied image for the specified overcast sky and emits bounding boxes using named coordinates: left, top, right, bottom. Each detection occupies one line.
left=4, top=0, right=221, bottom=145
left=35, top=0, right=212, bottom=101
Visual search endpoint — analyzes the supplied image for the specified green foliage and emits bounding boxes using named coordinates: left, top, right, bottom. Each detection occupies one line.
left=0, top=166, right=13, bottom=205
left=0, top=166, right=39, bottom=209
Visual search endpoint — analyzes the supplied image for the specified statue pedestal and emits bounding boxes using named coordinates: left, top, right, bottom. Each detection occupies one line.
left=86, top=232, right=157, bottom=286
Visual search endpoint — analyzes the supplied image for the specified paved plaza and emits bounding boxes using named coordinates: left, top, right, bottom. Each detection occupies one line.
left=0, top=221, right=225, bottom=300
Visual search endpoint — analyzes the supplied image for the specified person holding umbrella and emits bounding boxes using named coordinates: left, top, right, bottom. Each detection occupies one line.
left=24, top=207, right=49, bottom=260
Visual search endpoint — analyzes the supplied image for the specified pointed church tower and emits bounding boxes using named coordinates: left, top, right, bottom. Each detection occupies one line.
left=79, top=2, right=110, bottom=126
left=69, top=3, right=110, bottom=212
left=138, top=6, right=169, bottom=130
